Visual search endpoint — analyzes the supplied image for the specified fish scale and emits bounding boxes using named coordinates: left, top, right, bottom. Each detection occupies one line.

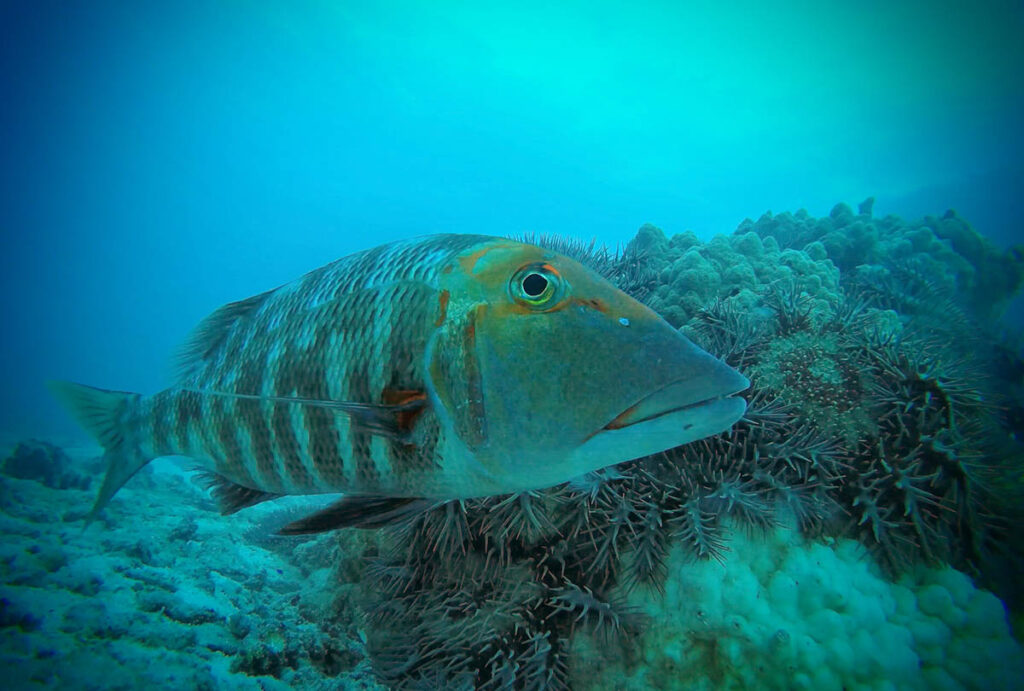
left=50, top=233, right=749, bottom=533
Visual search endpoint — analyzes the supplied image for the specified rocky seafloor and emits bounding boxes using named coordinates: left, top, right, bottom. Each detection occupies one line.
left=4, top=201, right=1024, bottom=690
left=0, top=438, right=385, bottom=690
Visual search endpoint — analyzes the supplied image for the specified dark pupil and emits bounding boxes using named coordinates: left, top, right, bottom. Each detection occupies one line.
left=522, top=273, right=548, bottom=297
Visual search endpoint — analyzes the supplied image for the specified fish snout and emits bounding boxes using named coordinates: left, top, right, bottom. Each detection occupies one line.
left=565, top=336, right=748, bottom=478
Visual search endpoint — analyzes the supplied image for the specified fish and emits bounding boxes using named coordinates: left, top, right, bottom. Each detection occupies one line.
left=49, top=234, right=749, bottom=533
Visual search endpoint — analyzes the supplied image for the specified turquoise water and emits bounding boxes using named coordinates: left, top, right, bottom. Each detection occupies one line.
left=2, top=2, right=1023, bottom=689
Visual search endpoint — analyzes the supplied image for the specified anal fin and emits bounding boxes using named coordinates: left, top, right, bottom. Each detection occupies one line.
left=278, top=495, right=434, bottom=534
left=197, top=471, right=280, bottom=515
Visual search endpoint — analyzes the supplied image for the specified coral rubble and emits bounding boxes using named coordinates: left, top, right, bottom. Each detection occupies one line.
left=0, top=449, right=383, bottom=690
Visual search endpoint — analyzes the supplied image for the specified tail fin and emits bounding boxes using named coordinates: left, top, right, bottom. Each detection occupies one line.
left=47, top=380, right=151, bottom=522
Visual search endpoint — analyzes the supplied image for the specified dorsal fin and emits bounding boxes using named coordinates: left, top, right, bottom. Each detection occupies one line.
left=278, top=495, right=435, bottom=534
left=174, top=290, right=274, bottom=379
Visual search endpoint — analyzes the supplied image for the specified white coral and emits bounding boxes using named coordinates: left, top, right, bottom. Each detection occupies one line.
left=572, top=519, right=1024, bottom=691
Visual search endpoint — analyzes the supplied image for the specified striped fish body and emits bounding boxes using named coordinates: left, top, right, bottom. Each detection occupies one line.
left=51, top=233, right=750, bottom=529
left=138, top=234, right=497, bottom=499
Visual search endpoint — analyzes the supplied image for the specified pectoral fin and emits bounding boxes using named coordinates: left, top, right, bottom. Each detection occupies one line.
left=278, top=495, right=435, bottom=534
left=182, top=388, right=427, bottom=441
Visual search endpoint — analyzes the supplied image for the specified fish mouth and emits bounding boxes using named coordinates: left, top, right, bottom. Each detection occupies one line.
left=566, top=364, right=749, bottom=475
left=604, top=373, right=751, bottom=431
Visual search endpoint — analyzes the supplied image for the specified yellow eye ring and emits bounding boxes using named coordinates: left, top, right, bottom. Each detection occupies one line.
left=509, top=263, right=565, bottom=309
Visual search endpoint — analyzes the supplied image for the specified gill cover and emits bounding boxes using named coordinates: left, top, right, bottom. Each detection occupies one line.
left=427, top=239, right=749, bottom=492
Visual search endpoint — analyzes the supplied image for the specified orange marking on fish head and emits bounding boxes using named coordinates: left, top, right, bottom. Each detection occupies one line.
left=435, top=290, right=450, bottom=327
left=464, top=304, right=484, bottom=343
left=457, top=241, right=523, bottom=275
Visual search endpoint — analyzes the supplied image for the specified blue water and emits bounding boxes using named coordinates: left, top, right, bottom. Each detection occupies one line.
left=2, top=0, right=1023, bottom=440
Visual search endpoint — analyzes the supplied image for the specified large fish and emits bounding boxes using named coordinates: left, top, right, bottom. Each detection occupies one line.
left=50, top=235, right=748, bottom=533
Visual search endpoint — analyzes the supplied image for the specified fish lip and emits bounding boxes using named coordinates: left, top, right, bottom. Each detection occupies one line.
left=603, top=375, right=750, bottom=431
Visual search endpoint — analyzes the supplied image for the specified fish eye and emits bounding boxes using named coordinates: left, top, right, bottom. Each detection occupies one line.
left=510, top=263, right=565, bottom=309
left=522, top=273, right=548, bottom=297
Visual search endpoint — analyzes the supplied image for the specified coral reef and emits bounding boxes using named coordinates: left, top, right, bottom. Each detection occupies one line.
left=570, top=212, right=1014, bottom=574
left=733, top=202, right=1024, bottom=322
left=615, top=205, right=1024, bottom=581
left=2, top=440, right=91, bottom=491
left=4, top=202, right=1023, bottom=690
left=623, top=223, right=840, bottom=328
left=680, top=292, right=1013, bottom=578
left=572, top=520, right=1024, bottom=691
left=342, top=205, right=1024, bottom=691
